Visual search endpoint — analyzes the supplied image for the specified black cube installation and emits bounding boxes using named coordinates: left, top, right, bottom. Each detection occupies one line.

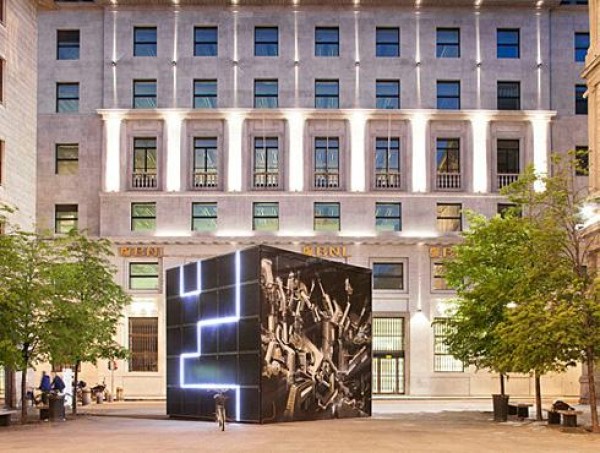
left=166, top=245, right=372, bottom=423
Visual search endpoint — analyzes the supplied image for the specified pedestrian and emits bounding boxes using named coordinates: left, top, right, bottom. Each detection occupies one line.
left=39, top=371, right=51, bottom=404
left=51, top=372, right=66, bottom=393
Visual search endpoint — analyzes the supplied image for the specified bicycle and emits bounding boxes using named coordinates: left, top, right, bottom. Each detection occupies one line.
left=213, top=391, right=228, bottom=431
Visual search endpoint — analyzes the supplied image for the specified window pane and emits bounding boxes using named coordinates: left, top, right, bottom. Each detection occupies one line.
left=497, top=29, right=520, bottom=59
left=134, top=27, right=157, bottom=57
left=575, top=32, right=589, bottom=62
left=56, top=144, right=79, bottom=175
left=376, top=28, right=400, bottom=57
left=373, top=263, right=404, bottom=290
left=57, top=30, right=80, bottom=60
left=194, top=27, right=218, bottom=56
left=129, top=317, right=159, bottom=372
left=253, top=202, right=279, bottom=231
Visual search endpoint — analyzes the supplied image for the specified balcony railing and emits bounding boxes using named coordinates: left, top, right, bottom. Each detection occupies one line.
left=375, top=173, right=401, bottom=189
left=193, top=172, right=218, bottom=189
left=497, top=173, right=520, bottom=190
left=314, top=173, right=340, bottom=189
left=132, top=172, right=157, bottom=189
left=436, top=172, right=461, bottom=190
left=253, top=172, right=279, bottom=188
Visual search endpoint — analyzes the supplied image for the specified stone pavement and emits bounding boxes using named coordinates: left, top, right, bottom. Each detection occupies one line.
left=2, top=399, right=600, bottom=452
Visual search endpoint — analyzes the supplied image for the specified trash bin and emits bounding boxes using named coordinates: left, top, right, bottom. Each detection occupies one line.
left=96, top=392, right=104, bottom=404
left=492, top=394, right=510, bottom=422
left=82, top=388, right=92, bottom=406
left=48, top=394, right=65, bottom=421
left=116, top=387, right=124, bottom=401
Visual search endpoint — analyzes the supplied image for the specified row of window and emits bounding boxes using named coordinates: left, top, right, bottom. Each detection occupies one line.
left=53, top=138, right=590, bottom=191
left=54, top=80, right=589, bottom=113
left=54, top=202, right=525, bottom=235
left=55, top=26, right=590, bottom=63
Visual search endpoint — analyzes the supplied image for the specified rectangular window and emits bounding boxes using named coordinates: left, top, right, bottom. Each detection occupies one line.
left=373, top=263, right=404, bottom=290
left=194, top=26, right=218, bottom=57
left=432, top=262, right=450, bottom=290
left=314, top=137, right=339, bottom=189
left=129, top=263, right=159, bottom=290
left=497, top=203, right=521, bottom=218
left=576, top=84, right=588, bottom=115
left=254, top=79, right=278, bottom=108
left=436, top=139, right=461, bottom=190
left=55, top=144, right=79, bottom=175
left=497, top=81, right=520, bottom=110
left=436, top=28, right=460, bottom=58
left=437, top=203, right=462, bottom=232
left=255, top=27, right=278, bottom=56
left=575, top=32, right=590, bottom=62
left=254, top=137, right=279, bottom=188
left=314, top=202, right=340, bottom=231
left=497, top=29, right=520, bottom=59
left=56, top=83, right=79, bottom=113
left=193, top=138, right=218, bottom=188
left=497, top=139, right=520, bottom=174
left=131, top=202, right=156, bottom=231
left=57, top=30, right=80, bottom=60
left=375, top=138, right=401, bottom=189
left=375, top=203, right=402, bottom=232
left=129, top=317, right=158, bottom=372
left=376, top=80, right=400, bottom=109
left=132, top=138, right=157, bottom=189
left=315, top=27, right=339, bottom=56
left=372, top=317, right=405, bottom=394
left=433, top=318, right=464, bottom=372
left=134, top=27, right=157, bottom=57
left=193, top=79, right=217, bottom=108
left=376, top=27, right=400, bottom=57
left=315, top=79, right=339, bottom=109
left=192, top=202, right=217, bottom=232
left=253, top=202, right=279, bottom=231
left=437, top=81, right=460, bottom=110
left=133, top=80, right=157, bottom=109
left=55, top=204, right=78, bottom=234
left=576, top=146, right=589, bottom=176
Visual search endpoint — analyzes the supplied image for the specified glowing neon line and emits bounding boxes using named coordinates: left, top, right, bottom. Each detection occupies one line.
left=179, top=251, right=241, bottom=422
left=179, top=261, right=202, bottom=298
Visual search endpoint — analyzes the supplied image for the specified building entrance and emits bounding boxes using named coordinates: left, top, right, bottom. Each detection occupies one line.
left=372, top=317, right=405, bottom=394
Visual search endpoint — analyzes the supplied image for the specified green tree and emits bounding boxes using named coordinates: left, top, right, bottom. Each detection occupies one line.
left=46, top=230, right=130, bottom=415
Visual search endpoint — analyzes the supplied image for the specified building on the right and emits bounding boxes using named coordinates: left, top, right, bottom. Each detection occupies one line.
left=581, top=0, right=600, bottom=403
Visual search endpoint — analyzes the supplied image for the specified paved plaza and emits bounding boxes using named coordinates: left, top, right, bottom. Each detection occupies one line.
left=2, top=400, right=600, bottom=452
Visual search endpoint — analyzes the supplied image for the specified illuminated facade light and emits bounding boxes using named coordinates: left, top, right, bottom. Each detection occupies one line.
left=350, top=112, right=367, bottom=192
left=287, top=112, right=305, bottom=191
left=227, top=113, right=244, bottom=192
left=104, top=114, right=122, bottom=192
left=471, top=114, right=489, bottom=193
left=411, top=114, right=428, bottom=192
left=531, top=115, right=550, bottom=192
left=165, top=113, right=183, bottom=192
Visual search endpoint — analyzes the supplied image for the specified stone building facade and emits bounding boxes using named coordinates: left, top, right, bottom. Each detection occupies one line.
left=36, top=0, right=589, bottom=399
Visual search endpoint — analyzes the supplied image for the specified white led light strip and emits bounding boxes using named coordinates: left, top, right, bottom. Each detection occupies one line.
left=179, top=251, right=241, bottom=422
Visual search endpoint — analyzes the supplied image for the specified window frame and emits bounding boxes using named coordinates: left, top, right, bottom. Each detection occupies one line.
left=133, top=26, right=157, bottom=57
left=315, top=79, right=339, bottom=109
left=56, top=82, right=80, bottom=113
left=254, top=26, right=279, bottom=57
left=436, top=203, right=462, bottom=233
left=55, top=143, right=79, bottom=175
left=133, top=79, right=157, bottom=109
left=376, top=27, right=400, bottom=57
left=193, top=79, right=217, bottom=109
left=314, top=202, right=341, bottom=231
left=497, top=81, right=521, bottom=110
left=375, top=202, right=402, bottom=232
left=57, top=29, right=80, bottom=60
left=193, top=137, right=218, bottom=189
left=576, top=84, right=588, bottom=115
left=376, top=80, right=400, bottom=109
left=432, top=318, right=464, bottom=372
left=374, top=137, right=401, bottom=189
left=128, top=262, right=159, bottom=291
left=496, top=139, right=520, bottom=174
left=253, top=137, right=280, bottom=189
left=315, top=26, right=339, bottom=57
left=496, top=28, right=520, bottom=59
left=373, top=262, right=405, bottom=290
left=128, top=317, right=159, bottom=373
left=436, top=138, right=461, bottom=174
left=575, top=145, right=589, bottom=176
left=194, top=26, right=218, bottom=57
left=252, top=202, right=279, bottom=231
left=436, top=28, right=460, bottom=58
left=191, top=202, right=218, bottom=232
left=55, top=204, right=78, bottom=234
left=436, top=81, right=460, bottom=110
left=131, top=202, right=157, bottom=232
left=314, top=137, right=340, bottom=189
left=254, top=79, right=279, bottom=109
left=574, top=32, right=590, bottom=62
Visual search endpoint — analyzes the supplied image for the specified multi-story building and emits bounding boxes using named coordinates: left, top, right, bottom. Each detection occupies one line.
left=36, top=0, right=589, bottom=399
left=0, top=0, right=43, bottom=406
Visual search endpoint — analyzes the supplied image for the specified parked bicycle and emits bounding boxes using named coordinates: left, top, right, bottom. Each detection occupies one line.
left=213, top=390, right=228, bottom=431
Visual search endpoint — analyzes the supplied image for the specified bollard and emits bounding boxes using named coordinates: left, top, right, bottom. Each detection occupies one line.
left=96, top=392, right=104, bottom=404
left=106, top=393, right=114, bottom=403
left=82, top=388, right=92, bottom=406
left=116, top=387, right=124, bottom=401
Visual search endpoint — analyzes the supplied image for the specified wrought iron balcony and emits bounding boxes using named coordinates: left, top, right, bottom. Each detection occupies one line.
left=132, top=172, right=157, bottom=189
left=497, top=173, right=520, bottom=190
left=436, top=172, right=461, bottom=190
left=193, top=172, right=218, bottom=189
left=375, top=173, right=401, bottom=189
left=314, top=172, right=340, bottom=189
left=253, top=172, right=279, bottom=188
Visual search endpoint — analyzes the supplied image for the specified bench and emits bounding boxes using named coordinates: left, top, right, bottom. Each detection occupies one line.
left=508, top=403, right=533, bottom=419
left=543, top=408, right=583, bottom=427
left=0, top=410, right=17, bottom=427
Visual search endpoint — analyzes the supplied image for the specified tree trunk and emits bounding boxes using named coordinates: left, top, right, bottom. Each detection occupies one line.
left=72, top=360, right=80, bottom=416
left=586, top=349, right=599, bottom=432
left=500, top=374, right=505, bottom=396
left=20, top=367, right=27, bottom=424
left=534, top=372, right=542, bottom=421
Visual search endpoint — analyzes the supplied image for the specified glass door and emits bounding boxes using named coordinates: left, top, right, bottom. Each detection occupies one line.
left=372, top=317, right=405, bottom=394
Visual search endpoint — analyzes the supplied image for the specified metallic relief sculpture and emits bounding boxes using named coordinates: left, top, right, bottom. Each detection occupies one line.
left=260, top=255, right=372, bottom=422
